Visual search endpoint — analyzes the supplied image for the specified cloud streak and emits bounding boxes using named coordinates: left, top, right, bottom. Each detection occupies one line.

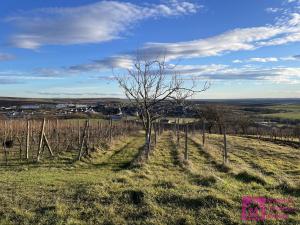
left=0, top=53, right=15, bottom=61
left=36, top=91, right=123, bottom=97
left=6, top=0, right=200, bottom=49
left=64, top=63, right=300, bottom=84
left=0, top=78, right=23, bottom=85
left=136, top=12, right=300, bottom=61
left=233, top=55, right=300, bottom=63
left=0, top=70, right=64, bottom=86
left=171, top=64, right=300, bottom=84
left=69, top=56, right=133, bottom=72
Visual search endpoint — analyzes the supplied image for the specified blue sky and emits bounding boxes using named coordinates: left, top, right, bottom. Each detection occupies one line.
left=0, top=0, right=299, bottom=99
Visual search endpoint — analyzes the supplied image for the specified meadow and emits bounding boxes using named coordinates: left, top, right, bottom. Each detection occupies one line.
left=0, top=127, right=299, bottom=225
left=262, top=104, right=300, bottom=120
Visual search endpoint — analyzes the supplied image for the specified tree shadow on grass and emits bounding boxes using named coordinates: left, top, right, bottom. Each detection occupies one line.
left=189, top=138, right=231, bottom=173
left=90, top=144, right=144, bottom=171
left=234, top=170, right=267, bottom=185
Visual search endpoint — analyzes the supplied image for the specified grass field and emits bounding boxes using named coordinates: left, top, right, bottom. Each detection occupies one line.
left=262, top=104, right=300, bottom=120
left=0, top=132, right=299, bottom=225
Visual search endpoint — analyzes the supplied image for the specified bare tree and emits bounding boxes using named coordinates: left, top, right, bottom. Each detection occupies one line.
left=117, top=56, right=209, bottom=161
left=172, top=86, right=195, bottom=146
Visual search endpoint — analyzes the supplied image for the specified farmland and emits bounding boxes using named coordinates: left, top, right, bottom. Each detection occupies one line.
left=0, top=117, right=299, bottom=225
left=261, top=104, right=300, bottom=120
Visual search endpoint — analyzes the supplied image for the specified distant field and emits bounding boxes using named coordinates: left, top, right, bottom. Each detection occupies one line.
left=262, top=104, right=300, bottom=120
left=0, top=132, right=299, bottom=224
left=263, top=112, right=300, bottom=120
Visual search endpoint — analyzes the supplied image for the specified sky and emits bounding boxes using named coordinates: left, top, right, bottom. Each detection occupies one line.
left=0, top=0, right=300, bottom=99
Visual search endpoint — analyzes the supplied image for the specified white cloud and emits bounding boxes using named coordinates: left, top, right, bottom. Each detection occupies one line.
left=6, top=1, right=200, bottom=49
left=232, top=59, right=243, bottom=63
left=70, top=56, right=133, bottom=72
left=6, top=60, right=300, bottom=86
left=170, top=64, right=300, bottom=84
left=233, top=57, right=278, bottom=63
left=32, top=55, right=134, bottom=77
left=138, top=26, right=283, bottom=60
left=248, top=57, right=278, bottom=63
left=41, top=60, right=300, bottom=85
left=287, top=0, right=300, bottom=3
left=232, top=55, right=300, bottom=63
left=266, top=8, right=280, bottom=13
left=135, top=12, right=300, bottom=61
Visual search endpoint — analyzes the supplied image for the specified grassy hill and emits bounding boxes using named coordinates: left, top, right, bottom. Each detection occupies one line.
left=0, top=132, right=299, bottom=225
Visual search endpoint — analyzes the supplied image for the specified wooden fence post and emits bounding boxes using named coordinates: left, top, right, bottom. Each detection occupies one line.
left=78, top=120, right=89, bottom=160
left=36, top=118, right=53, bottom=162
left=154, top=124, right=157, bottom=147
left=177, top=118, right=180, bottom=145
left=37, top=118, right=46, bottom=162
left=223, top=125, right=228, bottom=164
left=109, top=118, right=112, bottom=143
left=184, top=124, right=188, bottom=161
left=26, top=120, right=30, bottom=160
left=3, top=120, right=8, bottom=165
left=78, top=120, right=81, bottom=146
left=87, top=119, right=90, bottom=155
left=56, top=119, right=59, bottom=152
left=202, top=119, right=205, bottom=146
left=43, top=134, right=54, bottom=156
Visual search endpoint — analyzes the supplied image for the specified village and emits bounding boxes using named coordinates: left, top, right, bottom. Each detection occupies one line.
left=0, top=102, right=135, bottom=119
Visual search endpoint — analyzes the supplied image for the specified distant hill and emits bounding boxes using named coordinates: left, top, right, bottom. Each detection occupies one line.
left=0, top=97, right=125, bottom=107
left=0, top=97, right=299, bottom=107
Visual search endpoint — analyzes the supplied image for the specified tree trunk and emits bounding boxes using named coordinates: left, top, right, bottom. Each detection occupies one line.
left=208, top=124, right=213, bottom=134
left=145, top=130, right=151, bottom=158
left=218, top=124, right=222, bottom=134
left=144, top=115, right=152, bottom=159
